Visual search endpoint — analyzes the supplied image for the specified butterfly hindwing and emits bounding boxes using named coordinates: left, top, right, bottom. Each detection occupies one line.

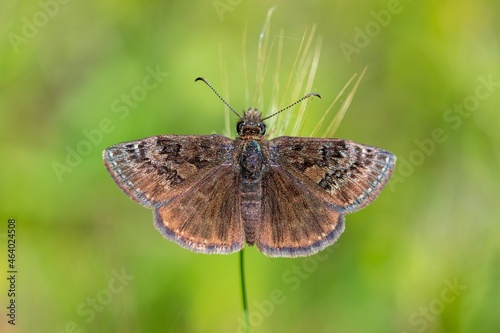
left=154, top=165, right=245, bottom=254
left=257, top=165, right=345, bottom=257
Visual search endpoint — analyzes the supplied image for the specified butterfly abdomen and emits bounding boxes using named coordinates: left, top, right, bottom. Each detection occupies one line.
left=240, top=177, right=261, bottom=245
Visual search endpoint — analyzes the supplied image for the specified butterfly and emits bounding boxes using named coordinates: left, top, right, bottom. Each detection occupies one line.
left=102, top=77, right=396, bottom=257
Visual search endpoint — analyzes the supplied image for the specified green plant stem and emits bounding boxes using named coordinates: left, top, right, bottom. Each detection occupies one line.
left=240, top=249, right=251, bottom=333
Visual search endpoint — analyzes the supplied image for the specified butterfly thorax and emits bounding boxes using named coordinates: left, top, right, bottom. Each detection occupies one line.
left=237, top=108, right=267, bottom=179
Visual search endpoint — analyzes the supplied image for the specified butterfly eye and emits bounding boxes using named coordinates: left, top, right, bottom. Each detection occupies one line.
left=259, top=123, right=266, bottom=134
left=237, top=121, right=245, bottom=134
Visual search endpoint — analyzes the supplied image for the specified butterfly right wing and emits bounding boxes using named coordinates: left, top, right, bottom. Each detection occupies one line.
left=255, top=136, right=395, bottom=257
left=269, top=137, right=396, bottom=213
left=257, top=165, right=346, bottom=257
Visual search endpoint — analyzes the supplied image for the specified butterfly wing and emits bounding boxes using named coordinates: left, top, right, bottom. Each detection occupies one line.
left=255, top=137, right=395, bottom=257
left=103, top=135, right=245, bottom=254
left=269, top=137, right=396, bottom=213
left=258, top=166, right=345, bottom=257
left=154, top=164, right=244, bottom=254
left=103, top=135, right=233, bottom=207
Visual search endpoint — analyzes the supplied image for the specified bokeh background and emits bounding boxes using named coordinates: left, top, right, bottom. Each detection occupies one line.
left=1, top=0, right=499, bottom=332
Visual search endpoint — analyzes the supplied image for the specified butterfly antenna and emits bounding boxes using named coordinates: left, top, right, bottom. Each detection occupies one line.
left=261, top=92, right=321, bottom=121
left=195, top=77, right=243, bottom=119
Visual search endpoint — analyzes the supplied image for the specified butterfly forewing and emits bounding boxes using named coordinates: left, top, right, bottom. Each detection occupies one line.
left=269, top=137, right=396, bottom=214
left=103, top=135, right=234, bottom=207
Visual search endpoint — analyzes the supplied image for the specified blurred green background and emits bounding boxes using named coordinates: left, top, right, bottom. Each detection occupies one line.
left=1, top=0, right=499, bottom=332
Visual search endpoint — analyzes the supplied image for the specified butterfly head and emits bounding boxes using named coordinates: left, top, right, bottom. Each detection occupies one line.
left=237, top=108, right=266, bottom=138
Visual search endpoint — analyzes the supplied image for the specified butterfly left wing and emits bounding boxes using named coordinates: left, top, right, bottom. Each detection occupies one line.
left=103, top=135, right=245, bottom=254
left=154, top=164, right=245, bottom=254
left=103, top=135, right=234, bottom=208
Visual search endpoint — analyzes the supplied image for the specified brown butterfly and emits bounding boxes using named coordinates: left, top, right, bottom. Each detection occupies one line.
left=103, top=78, right=396, bottom=257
